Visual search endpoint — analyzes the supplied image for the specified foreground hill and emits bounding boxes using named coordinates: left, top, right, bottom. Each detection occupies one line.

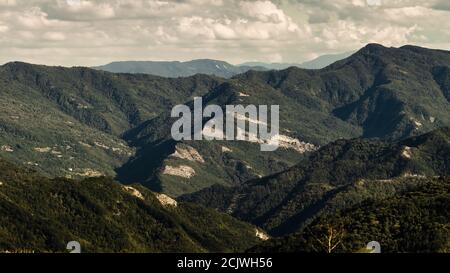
left=179, top=128, right=450, bottom=236
left=250, top=177, right=450, bottom=253
left=0, top=159, right=264, bottom=253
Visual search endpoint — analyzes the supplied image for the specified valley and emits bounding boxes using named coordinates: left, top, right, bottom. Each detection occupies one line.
left=0, top=43, right=449, bottom=253
left=2, top=44, right=450, bottom=197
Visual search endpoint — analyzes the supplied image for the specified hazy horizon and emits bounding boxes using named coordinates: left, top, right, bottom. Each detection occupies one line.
left=1, top=48, right=356, bottom=67
left=1, top=0, right=450, bottom=66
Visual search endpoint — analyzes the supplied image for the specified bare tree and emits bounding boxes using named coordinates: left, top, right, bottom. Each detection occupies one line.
left=309, top=224, right=345, bottom=253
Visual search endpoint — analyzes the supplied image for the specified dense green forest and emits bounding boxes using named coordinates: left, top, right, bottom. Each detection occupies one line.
left=0, top=159, right=263, bottom=253
left=180, top=127, right=450, bottom=237
left=250, top=177, right=450, bottom=253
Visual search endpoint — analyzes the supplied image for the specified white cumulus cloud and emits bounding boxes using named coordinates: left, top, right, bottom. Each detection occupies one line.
left=0, top=0, right=448, bottom=66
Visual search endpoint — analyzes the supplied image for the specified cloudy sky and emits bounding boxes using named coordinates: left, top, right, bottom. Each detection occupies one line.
left=0, top=0, right=449, bottom=66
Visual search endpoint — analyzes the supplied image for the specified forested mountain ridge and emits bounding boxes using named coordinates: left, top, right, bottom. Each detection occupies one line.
left=0, top=159, right=264, bottom=253
left=0, top=44, right=449, bottom=198
left=179, top=127, right=450, bottom=236
left=0, top=61, right=222, bottom=179
left=116, top=44, right=450, bottom=196
left=235, top=44, right=450, bottom=140
left=249, top=176, right=450, bottom=253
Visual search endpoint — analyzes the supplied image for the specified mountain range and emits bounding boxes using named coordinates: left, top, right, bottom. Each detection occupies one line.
left=0, top=43, right=449, bottom=252
left=117, top=43, right=450, bottom=196
left=1, top=44, right=450, bottom=197
left=241, top=51, right=354, bottom=70
left=93, top=51, right=354, bottom=78
left=93, top=59, right=267, bottom=78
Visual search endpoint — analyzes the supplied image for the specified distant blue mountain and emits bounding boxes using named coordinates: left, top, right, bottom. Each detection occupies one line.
left=93, top=59, right=267, bottom=78
left=240, top=51, right=354, bottom=70
left=298, top=51, right=355, bottom=69
left=93, top=51, right=353, bottom=78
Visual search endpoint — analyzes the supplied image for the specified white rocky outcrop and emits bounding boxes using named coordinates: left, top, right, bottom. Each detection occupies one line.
left=94, top=142, right=110, bottom=150
left=1, top=145, right=13, bottom=152
left=247, top=133, right=318, bottom=153
left=202, top=110, right=317, bottom=153
left=255, top=229, right=269, bottom=241
left=162, top=165, right=196, bottom=178
left=401, top=146, right=413, bottom=159
left=273, top=134, right=318, bottom=153
left=155, top=193, right=178, bottom=207
left=410, top=118, right=423, bottom=129
left=221, top=146, right=232, bottom=153
left=74, top=168, right=103, bottom=177
left=123, top=186, right=145, bottom=200
left=171, top=144, right=205, bottom=163
left=34, top=147, right=51, bottom=153
left=403, top=172, right=426, bottom=178
left=78, top=141, right=92, bottom=148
